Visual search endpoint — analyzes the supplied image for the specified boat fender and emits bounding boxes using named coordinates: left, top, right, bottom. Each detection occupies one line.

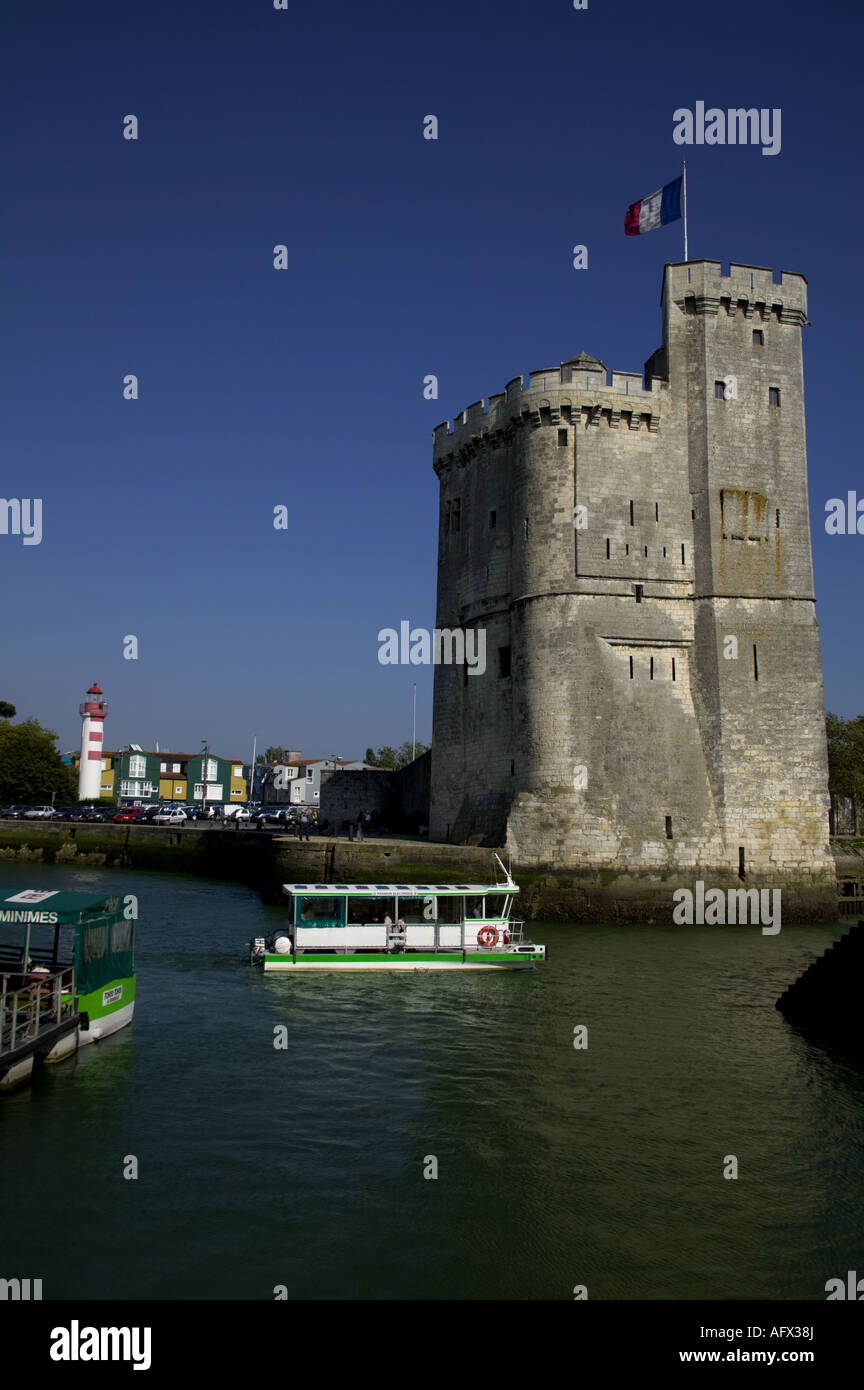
left=272, top=935, right=293, bottom=955
left=501, top=928, right=510, bottom=946
left=478, top=927, right=499, bottom=948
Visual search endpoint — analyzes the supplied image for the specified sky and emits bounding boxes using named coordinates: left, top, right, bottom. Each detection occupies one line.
left=1, top=0, right=862, bottom=763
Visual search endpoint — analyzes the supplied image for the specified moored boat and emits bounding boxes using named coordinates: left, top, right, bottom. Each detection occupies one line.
left=0, top=888, right=136, bottom=1089
left=249, top=857, right=545, bottom=971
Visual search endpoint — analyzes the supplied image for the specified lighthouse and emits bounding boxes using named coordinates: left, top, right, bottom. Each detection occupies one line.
left=78, top=682, right=108, bottom=800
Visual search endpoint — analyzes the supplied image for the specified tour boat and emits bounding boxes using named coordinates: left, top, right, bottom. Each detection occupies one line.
left=249, top=857, right=545, bottom=971
left=1, top=888, right=136, bottom=1088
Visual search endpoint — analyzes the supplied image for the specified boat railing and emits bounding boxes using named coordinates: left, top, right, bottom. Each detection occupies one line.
left=0, top=966, right=76, bottom=1061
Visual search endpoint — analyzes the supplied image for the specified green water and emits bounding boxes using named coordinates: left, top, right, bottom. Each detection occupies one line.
left=1, top=862, right=862, bottom=1300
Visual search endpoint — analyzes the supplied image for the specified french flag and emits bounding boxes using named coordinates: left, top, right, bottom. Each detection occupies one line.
left=625, top=176, right=683, bottom=236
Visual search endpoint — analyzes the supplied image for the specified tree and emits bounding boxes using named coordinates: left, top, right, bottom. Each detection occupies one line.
left=826, top=713, right=864, bottom=834
left=0, top=716, right=78, bottom=804
left=364, top=742, right=430, bottom=771
left=396, top=741, right=430, bottom=769
left=264, top=746, right=286, bottom=764
left=0, top=701, right=16, bottom=719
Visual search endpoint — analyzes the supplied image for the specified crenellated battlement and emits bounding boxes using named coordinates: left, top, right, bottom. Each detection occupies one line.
left=433, top=357, right=666, bottom=459
left=664, top=260, right=807, bottom=323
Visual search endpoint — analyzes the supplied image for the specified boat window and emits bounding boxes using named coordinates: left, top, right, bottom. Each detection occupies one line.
left=436, top=895, right=464, bottom=924
left=347, top=898, right=377, bottom=925
left=361, top=897, right=396, bottom=925
left=297, top=897, right=346, bottom=927
left=110, top=921, right=133, bottom=953
left=396, top=892, right=431, bottom=924
left=464, top=895, right=485, bottom=919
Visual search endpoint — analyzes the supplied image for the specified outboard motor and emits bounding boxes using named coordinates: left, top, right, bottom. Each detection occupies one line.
left=249, top=936, right=266, bottom=964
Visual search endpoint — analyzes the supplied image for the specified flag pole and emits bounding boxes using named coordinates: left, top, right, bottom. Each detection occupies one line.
left=682, top=160, right=688, bottom=261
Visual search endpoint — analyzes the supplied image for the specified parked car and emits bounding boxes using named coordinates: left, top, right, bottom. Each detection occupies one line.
left=22, top=806, right=56, bottom=819
left=0, top=805, right=31, bottom=819
left=152, top=808, right=187, bottom=825
left=252, top=807, right=287, bottom=824
left=222, top=805, right=251, bottom=820
left=80, top=806, right=115, bottom=822
left=113, top=808, right=148, bottom=822
left=53, top=806, right=85, bottom=822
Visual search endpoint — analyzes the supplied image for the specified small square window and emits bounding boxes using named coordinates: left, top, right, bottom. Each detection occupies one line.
left=489, top=510, right=496, bottom=529
left=753, top=330, right=764, bottom=346
left=714, top=380, right=727, bottom=401
left=558, top=429, right=568, bottom=446
left=769, top=387, right=781, bottom=407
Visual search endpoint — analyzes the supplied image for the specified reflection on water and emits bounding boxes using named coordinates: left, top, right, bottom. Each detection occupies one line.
left=1, top=862, right=863, bottom=1300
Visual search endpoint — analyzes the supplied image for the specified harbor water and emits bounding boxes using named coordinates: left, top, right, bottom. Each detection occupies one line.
left=1, top=862, right=863, bottom=1300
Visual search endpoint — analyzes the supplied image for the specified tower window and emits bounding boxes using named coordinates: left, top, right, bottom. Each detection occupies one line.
left=650, top=657, right=654, bottom=680
left=655, top=502, right=659, bottom=521
left=665, top=816, right=673, bottom=840
left=662, top=546, right=667, bottom=558
left=558, top=428, right=568, bottom=446
left=671, top=657, right=676, bottom=681
left=635, top=584, right=643, bottom=603
left=524, top=517, right=529, bottom=540
left=753, top=644, right=759, bottom=681
left=714, top=380, right=727, bottom=401
left=510, top=760, right=515, bottom=776
left=738, top=847, right=746, bottom=880
left=489, top=509, right=496, bottom=529
left=775, top=509, right=780, bottom=529
left=498, top=646, right=511, bottom=678
left=625, top=544, right=630, bottom=556
left=768, top=387, right=781, bottom=407
left=451, top=498, right=461, bottom=532
left=681, top=544, right=686, bottom=563
left=629, top=500, right=634, bottom=525
left=629, top=656, right=634, bottom=679
left=644, top=545, right=648, bottom=557
left=753, top=329, right=764, bottom=346
left=606, top=538, right=610, bottom=559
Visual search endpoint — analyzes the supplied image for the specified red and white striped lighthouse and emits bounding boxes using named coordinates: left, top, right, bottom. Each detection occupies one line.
left=78, top=682, right=108, bottom=800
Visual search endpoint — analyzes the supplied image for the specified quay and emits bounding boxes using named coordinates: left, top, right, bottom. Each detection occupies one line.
left=0, top=818, right=858, bottom=922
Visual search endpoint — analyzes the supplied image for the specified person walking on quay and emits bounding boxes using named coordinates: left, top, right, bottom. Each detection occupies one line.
left=355, top=813, right=364, bottom=842
left=299, top=811, right=311, bottom=842
left=363, top=809, right=371, bottom=838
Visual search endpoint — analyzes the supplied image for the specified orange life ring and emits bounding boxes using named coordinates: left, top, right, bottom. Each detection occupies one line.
left=477, top=926, right=499, bottom=948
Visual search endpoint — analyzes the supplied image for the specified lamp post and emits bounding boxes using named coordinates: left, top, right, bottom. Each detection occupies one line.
left=201, top=740, right=209, bottom=808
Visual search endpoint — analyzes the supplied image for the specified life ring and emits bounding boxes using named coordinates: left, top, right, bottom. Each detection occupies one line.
left=477, top=926, right=499, bottom=948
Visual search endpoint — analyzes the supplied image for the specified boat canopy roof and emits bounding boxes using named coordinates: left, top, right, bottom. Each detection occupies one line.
left=0, top=888, right=125, bottom=926
left=281, top=882, right=518, bottom=897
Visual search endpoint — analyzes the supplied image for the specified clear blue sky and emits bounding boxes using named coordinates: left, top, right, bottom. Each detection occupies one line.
left=2, top=0, right=861, bottom=762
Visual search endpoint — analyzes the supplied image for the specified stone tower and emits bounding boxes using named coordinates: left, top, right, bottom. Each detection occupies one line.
left=430, top=261, right=834, bottom=917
